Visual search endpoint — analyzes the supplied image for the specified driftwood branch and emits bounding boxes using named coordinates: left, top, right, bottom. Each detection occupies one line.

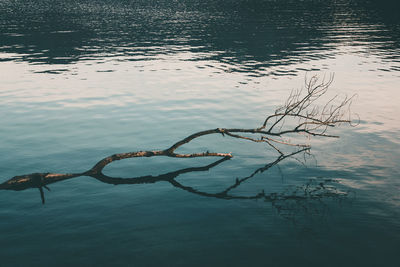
left=0, top=75, right=356, bottom=203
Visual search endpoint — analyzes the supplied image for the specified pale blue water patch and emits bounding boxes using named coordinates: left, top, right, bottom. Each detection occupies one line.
left=1, top=0, right=400, bottom=266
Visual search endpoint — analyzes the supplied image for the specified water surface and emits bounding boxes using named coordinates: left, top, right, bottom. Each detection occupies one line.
left=0, top=0, right=399, bottom=266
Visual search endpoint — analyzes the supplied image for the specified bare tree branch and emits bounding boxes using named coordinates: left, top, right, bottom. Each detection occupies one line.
left=0, top=75, right=357, bottom=204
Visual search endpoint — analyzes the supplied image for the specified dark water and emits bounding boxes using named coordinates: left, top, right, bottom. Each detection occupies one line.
left=0, top=0, right=399, bottom=266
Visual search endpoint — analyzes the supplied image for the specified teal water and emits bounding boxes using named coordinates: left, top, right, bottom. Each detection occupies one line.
left=0, top=0, right=399, bottom=266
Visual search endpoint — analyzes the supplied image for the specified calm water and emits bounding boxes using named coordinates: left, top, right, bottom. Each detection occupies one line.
left=1, top=0, right=399, bottom=266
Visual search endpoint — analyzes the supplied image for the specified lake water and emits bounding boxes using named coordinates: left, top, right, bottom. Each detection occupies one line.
left=0, top=0, right=399, bottom=266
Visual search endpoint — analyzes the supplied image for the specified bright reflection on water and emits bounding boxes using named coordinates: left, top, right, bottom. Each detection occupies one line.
left=0, top=0, right=399, bottom=266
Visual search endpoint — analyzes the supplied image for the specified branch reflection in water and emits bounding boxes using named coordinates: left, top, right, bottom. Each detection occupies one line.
left=0, top=148, right=351, bottom=222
